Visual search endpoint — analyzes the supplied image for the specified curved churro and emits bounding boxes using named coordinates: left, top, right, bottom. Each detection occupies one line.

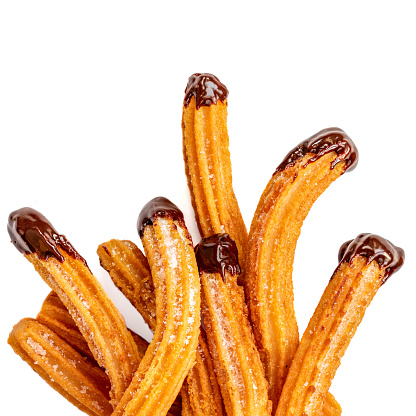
left=7, top=208, right=141, bottom=407
left=182, top=73, right=248, bottom=274
left=97, top=239, right=156, bottom=331
left=112, top=197, right=200, bottom=416
left=97, top=238, right=224, bottom=416
left=245, top=128, right=358, bottom=412
left=195, top=233, right=271, bottom=416
left=276, top=234, right=404, bottom=416
left=8, top=318, right=113, bottom=416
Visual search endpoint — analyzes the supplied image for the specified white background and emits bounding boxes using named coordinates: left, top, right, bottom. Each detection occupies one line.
left=1, top=1, right=415, bottom=415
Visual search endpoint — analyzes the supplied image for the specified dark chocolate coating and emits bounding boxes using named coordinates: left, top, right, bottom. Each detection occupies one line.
left=137, top=197, right=185, bottom=238
left=7, top=207, right=87, bottom=265
left=194, top=233, right=241, bottom=281
left=184, top=73, right=228, bottom=109
left=274, top=127, right=358, bottom=175
left=338, top=233, right=405, bottom=284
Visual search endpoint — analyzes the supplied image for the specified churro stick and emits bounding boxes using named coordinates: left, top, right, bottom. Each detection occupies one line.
left=245, top=128, right=358, bottom=412
left=97, top=238, right=224, bottom=416
left=195, top=233, right=271, bottom=416
left=182, top=73, right=248, bottom=274
left=37, top=291, right=150, bottom=361
left=112, top=197, right=200, bottom=416
left=8, top=318, right=113, bottom=416
left=97, top=239, right=156, bottom=331
left=7, top=208, right=141, bottom=407
left=276, top=234, right=404, bottom=416
left=36, top=291, right=183, bottom=416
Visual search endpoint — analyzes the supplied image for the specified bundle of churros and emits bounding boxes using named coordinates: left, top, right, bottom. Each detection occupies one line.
left=7, top=73, right=405, bottom=416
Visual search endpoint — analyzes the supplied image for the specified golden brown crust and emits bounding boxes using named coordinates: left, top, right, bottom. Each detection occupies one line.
left=97, top=239, right=156, bottom=331
left=275, top=257, right=384, bottom=416
left=111, top=216, right=200, bottom=416
left=98, top=238, right=225, bottom=416
left=8, top=318, right=113, bottom=416
left=25, top=248, right=141, bottom=407
left=38, top=291, right=149, bottom=361
left=201, top=269, right=270, bottom=415
left=36, top=291, right=98, bottom=363
left=182, top=97, right=248, bottom=272
left=245, top=151, right=347, bottom=412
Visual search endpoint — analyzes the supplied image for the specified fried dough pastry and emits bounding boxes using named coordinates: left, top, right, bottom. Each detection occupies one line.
left=195, top=233, right=271, bottom=416
left=97, top=238, right=224, bottom=416
left=7, top=208, right=141, bottom=407
left=37, top=291, right=150, bottom=361
left=111, top=197, right=200, bottom=416
left=244, top=128, right=358, bottom=412
left=8, top=317, right=113, bottom=416
left=275, top=234, right=404, bottom=416
left=182, top=73, right=248, bottom=273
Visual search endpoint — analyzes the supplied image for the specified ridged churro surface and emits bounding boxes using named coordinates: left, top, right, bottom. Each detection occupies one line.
left=196, top=233, right=271, bottom=416
left=112, top=198, right=200, bottom=416
left=8, top=208, right=141, bottom=407
left=276, top=234, right=404, bottom=416
left=8, top=318, right=113, bottom=416
left=245, top=128, right=357, bottom=412
left=182, top=74, right=248, bottom=273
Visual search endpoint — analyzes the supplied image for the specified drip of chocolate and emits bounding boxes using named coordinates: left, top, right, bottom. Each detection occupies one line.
left=338, top=233, right=405, bottom=284
left=137, top=197, right=185, bottom=237
left=184, top=73, right=229, bottom=109
left=194, top=233, right=241, bottom=281
left=274, top=128, right=358, bottom=175
left=7, top=207, right=87, bottom=266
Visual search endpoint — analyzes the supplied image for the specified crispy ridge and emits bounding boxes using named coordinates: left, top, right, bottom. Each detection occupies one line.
left=245, top=149, right=350, bottom=412
left=182, top=97, right=248, bottom=273
left=25, top=248, right=140, bottom=407
left=111, top=216, right=200, bottom=416
left=200, top=268, right=271, bottom=416
left=275, top=256, right=390, bottom=416
left=8, top=318, right=113, bottom=416
left=35, top=292, right=183, bottom=416
left=37, top=291, right=150, bottom=360
left=98, top=238, right=224, bottom=416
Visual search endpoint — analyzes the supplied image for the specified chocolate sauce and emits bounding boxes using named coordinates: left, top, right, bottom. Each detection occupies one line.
left=137, top=197, right=185, bottom=238
left=338, top=233, right=405, bottom=284
left=7, top=207, right=87, bottom=265
left=184, top=73, right=228, bottom=109
left=194, top=233, right=241, bottom=281
left=274, top=128, right=358, bottom=175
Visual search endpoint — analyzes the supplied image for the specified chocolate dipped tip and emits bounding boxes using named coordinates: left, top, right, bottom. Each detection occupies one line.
left=7, top=207, right=87, bottom=265
left=274, top=127, right=358, bottom=175
left=338, top=233, right=405, bottom=284
left=194, top=233, right=241, bottom=281
left=184, top=73, right=228, bottom=109
left=137, top=197, right=184, bottom=238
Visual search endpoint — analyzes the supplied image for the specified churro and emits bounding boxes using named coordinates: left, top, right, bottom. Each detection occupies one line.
left=275, top=234, right=404, bottom=416
left=195, top=233, right=271, bottom=416
left=37, top=291, right=150, bottom=361
left=98, top=237, right=224, bottom=416
left=111, top=197, right=200, bottom=416
left=182, top=73, right=248, bottom=274
left=7, top=207, right=141, bottom=407
left=8, top=317, right=113, bottom=416
left=245, top=128, right=358, bottom=412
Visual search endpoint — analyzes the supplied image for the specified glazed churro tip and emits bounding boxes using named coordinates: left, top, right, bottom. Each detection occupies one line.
left=194, top=233, right=241, bottom=280
left=8, top=207, right=87, bottom=265
left=137, top=197, right=186, bottom=237
left=275, top=127, right=359, bottom=175
left=184, top=73, right=228, bottom=109
left=337, top=233, right=405, bottom=283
